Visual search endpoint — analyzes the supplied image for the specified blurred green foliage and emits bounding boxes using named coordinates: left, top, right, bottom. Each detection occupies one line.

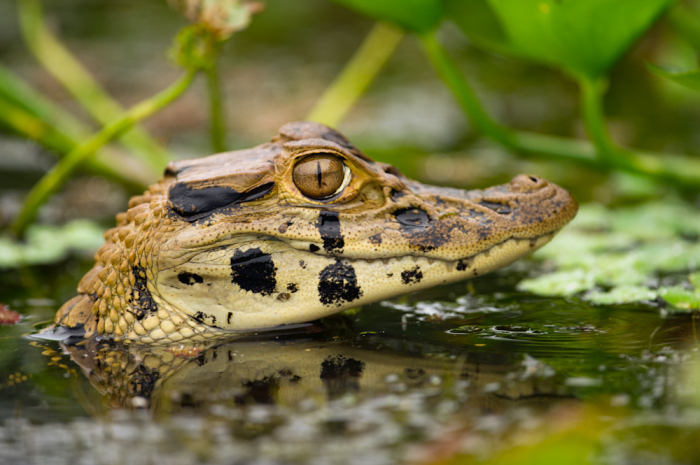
left=476, top=0, right=675, bottom=80
left=0, top=220, right=104, bottom=268
left=331, top=0, right=443, bottom=33
left=648, top=63, right=700, bottom=90
left=2, top=0, right=700, bottom=236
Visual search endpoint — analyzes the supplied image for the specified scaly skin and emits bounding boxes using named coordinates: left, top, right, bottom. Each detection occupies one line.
left=52, top=122, right=578, bottom=344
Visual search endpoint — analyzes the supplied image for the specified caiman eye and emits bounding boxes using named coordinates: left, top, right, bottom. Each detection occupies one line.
left=293, top=154, right=348, bottom=199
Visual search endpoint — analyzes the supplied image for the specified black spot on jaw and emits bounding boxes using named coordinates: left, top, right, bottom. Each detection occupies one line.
left=287, top=283, right=299, bottom=293
left=299, top=260, right=307, bottom=269
left=367, top=234, right=382, bottom=245
left=168, top=182, right=274, bottom=222
left=230, top=248, right=277, bottom=296
left=178, top=272, right=204, bottom=286
left=318, top=260, right=363, bottom=307
left=394, top=208, right=431, bottom=230
left=316, top=211, right=344, bottom=253
left=194, top=311, right=217, bottom=326
left=310, top=244, right=320, bottom=252
left=456, top=259, right=471, bottom=271
left=131, top=265, right=157, bottom=320
left=401, top=266, right=423, bottom=285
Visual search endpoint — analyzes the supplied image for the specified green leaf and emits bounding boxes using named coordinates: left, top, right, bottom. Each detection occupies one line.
left=462, top=0, right=677, bottom=79
left=444, top=0, right=520, bottom=57
left=690, top=272, right=700, bottom=292
left=584, top=286, right=657, bottom=305
left=330, top=0, right=443, bottom=33
left=518, top=269, right=596, bottom=297
left=0, top=220, right=104, bottom=269
left=658, top=286, right=700, bottom=311
left=647, top=64, right=700, bottom=91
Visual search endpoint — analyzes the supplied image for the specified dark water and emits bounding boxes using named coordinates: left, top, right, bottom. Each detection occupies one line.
left=0, top=258, right=698, bottom=465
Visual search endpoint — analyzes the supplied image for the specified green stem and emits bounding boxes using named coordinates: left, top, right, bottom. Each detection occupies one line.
left=578, top=75, right=625, bottom=164
left=205, top=62, right=227, bottom=152
left=420, top=32, right=517, bottom=148
left=307, top=22, right=404, bottom=128
left=419, top=31, right=700, bottom=188
left=17, top=0, right=170, bottom=173
left=12, top=71, right=196, bottom=238
left=0, top=98, right=75, bottom=153
left=0, top=63, right=87, bottom=139
left=0, top=66, right=151, bottom=190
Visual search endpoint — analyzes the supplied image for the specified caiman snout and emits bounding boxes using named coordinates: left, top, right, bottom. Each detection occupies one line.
left=509, top=174, right=549, bottom=193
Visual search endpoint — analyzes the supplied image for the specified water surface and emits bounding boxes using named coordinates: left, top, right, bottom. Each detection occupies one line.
left=0, top=259, right=697, bottom=464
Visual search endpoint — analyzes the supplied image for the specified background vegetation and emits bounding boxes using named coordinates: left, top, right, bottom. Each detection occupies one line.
left=2, top=2, right=700, bottom=464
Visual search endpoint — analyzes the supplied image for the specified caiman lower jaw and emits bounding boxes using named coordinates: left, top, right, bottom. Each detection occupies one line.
left=155, top=233, right=557, bottom=336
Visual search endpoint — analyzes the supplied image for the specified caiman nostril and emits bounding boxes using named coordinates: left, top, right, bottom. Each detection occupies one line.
left=510, top=174, right=547, bottom=192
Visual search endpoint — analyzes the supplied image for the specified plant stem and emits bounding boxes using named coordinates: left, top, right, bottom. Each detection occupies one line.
left=0, top=98, right=151, bottom=191
left=577, top=75, right=626, bottom=164
left=205, top=62, right=227, bottom=152
left=0, top=66, right=151, bottom=190
left=0, top=63, right=86, bottom=139
left=307, top=22, right=404, bottom=128
left=17, top=0, right=171, bottom=173
left=12, top=71, right=196, bottom=238
left=420, top=32, right=517, bottom=149
left=419, top=31, right=700, bottom=188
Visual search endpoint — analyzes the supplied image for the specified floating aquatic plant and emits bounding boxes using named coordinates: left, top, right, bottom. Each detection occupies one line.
left=520, top=201, right=700, bottom=306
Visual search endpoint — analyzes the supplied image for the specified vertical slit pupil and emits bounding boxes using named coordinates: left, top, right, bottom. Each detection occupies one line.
left=317, top=161, right=323, bottom=188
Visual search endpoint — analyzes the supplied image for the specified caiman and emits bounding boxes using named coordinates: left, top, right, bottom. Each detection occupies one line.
left=51, top=122, right=578, bottom=344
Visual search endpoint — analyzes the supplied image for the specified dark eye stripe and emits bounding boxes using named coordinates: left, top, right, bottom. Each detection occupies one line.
left=169, top=182, right=274, bottom=221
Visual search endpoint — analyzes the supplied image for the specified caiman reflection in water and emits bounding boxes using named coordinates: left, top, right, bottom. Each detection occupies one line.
left=60, top=323, right=566, bottom=418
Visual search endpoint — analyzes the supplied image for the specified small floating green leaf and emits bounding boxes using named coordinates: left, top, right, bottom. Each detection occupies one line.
left=584, top=286, right=658, bottom=305
left=524, top=202, right=700, bottom=305
left=0, top=220, right=104, bottom=269
left=658, top=286, right=700, bottom=311
left=518, top=269, right=595, bottom=297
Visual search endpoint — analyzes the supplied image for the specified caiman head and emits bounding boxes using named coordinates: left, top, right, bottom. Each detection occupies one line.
left=53, top=122, right=578, bottom=343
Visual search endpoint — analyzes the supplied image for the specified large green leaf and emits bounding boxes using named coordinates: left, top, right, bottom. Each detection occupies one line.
left=452, top=0, right=676, bottom=79
left=444, top=0, right=520, bottom=58
left=331, top=0, right=443, bottom=33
